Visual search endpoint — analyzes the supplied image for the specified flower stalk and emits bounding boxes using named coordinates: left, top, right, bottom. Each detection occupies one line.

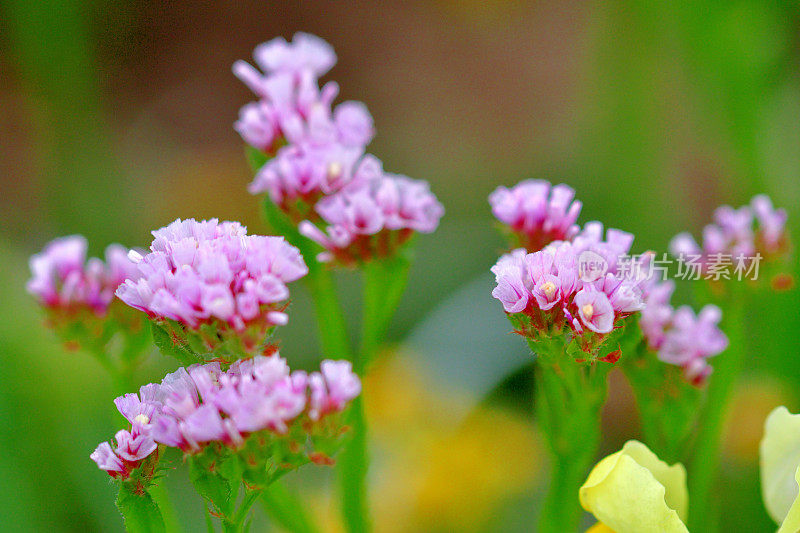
left=531, top=336, right=611, bottom=533
left=687, top=287, right=746, bottom=532
left=623, top=341, right=702, bottom=464
left=261, top=197, right=353, bottom=361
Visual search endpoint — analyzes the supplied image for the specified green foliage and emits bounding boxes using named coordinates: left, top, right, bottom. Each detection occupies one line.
left=116, top=486, right=166, bottom=533
left=150, top=321, right=199, bottom=366
left=623, top=342, right=702, bottom=464
left=189, top=444, right=240, bottom=518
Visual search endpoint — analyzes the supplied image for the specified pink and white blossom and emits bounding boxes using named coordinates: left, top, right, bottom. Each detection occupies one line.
left=116, top=219, right=307, bottom=333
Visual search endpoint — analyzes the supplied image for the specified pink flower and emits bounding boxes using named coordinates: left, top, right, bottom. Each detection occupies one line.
left=532, top=274, right=562, bottom=310
left=658, top=305, right=727, bottom=385
left=639, top=278, right=728, bottom=385
left=639, top=280, right=675, bottom=348
left=234, top=33, right=442, bottom=260
left=92, top=352, right=361, bottom=479
left=751, top=195, right=788, bottom=252
left=234, top=33, right=374, bottom=165
left=300, top=173, right=444, bottom=265
left=90, top=442, right=125, bottom=475
left=114, top=392, right=160, bottom=428
left=116, top=219, right=307, bottom=335
left=317, top=360, right=362, bottom=413
left=235, top=100, right=279, bottom=152
left=573, top=289, right=615, bottom=334
left=248, top=143, right=374, bottom=209
left=240, top=33, right=337, bottom=85
left=491, top=233, right=645, bottom=355
left=669, top=194, right=789, bottom=272
left=491, top=251, right=530, bottom=313
left=333, top=101, right=375, bottom=147
left=489, top=180, right=582, bottom=251
left=594, top=274, right=644, bottom=313
left=114, top=428, right=157, bottom=462
left=27, top=236, right=142, bottom=315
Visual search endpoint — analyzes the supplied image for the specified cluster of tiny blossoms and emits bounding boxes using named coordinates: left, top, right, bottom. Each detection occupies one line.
left=639, top=279, right=728, bottom=384
left=235, top=32, right=374, bottom=215
left=235, top=33, right=443, bottom=265
left=27, top=235, right=141, bottom=316
left=91, top=354, right=360, bottom=481
left=116, top=219, right=307, bottom=357
left=489, top=180, right=582, bottom=251
left=492, top=223, right=644, bottom=357
left=488, top=179, right=739, bottom=378
left=298, top=173, right=444, bottom=264
left=27, top=235, right=147, bottom=353
left=670, top=195, right=788, bottom=270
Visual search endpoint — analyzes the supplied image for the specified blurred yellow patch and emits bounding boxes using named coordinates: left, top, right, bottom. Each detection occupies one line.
left=362, top=353, right=542, bottom=532
left=725, top=378, right=794, bottom=463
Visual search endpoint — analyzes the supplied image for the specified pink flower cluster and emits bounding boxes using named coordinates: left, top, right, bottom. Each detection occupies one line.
left=670, top=195, right=788, bottom=268
left=27, top=235, right=141, bottom=315
left=235, top=33, right=444, bottom=259
left=489, top=180, right=582, bottom=252
left=235, top=33, right=375, bottom=208
left=299, top=172, right=444, bottom=264
left=492, top=224, right=644, bottom=350
left=91, top=353, right=361, bottom=478
left=639, top=280, right=728, bottom=385
left=116, top=219, right=307, bottom=333
left=252, top=144, right=381, bottom=214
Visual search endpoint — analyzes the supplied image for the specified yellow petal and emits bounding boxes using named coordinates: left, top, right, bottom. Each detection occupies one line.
left=760, top=406, right=800, bottom=524
left=778, top=466, right=800, bottom=533
left=580, top=440, right=688, bottom=533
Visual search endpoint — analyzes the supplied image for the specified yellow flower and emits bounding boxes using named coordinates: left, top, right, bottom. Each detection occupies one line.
left=579, top=440, right=688, bottom=533
left=760, top=406, right=800, bottom=532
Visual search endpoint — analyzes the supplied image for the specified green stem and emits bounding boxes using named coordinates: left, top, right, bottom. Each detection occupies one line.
left=306, top=266, right=353, bottom=360
left=531, top=338, right=609, bottom=533
left=359, top=256, right=410, bottom=367
left=337, top=395, right=370, bottom=533
left=623, top=342, right=701, bottom=464
left=260, top=190, right=411, bottom=533
left=261, top=198, right=352, bottom=360
left=538, top=448, right=597, bottom=533
left=336, top=255, right=410, bottom=533
left=222, top=488, right=264, bottom=533
left=687, top=291, right=746, bottom=532
left=260, top=481, right=320, bottom=533
left=149, top=483, right=182, bottom=533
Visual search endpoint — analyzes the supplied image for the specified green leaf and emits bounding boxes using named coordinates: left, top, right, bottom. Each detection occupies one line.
left=150, top=322, right=197, bottom=365
left=190, top=464, right=232, bottom=517
left=116, top=485, right=166, bottom=533
left=189, top=451, right=238, bottom=519
left=204, top=505, right=215, bottom=533
left=565, top=338, right=584, bottom=360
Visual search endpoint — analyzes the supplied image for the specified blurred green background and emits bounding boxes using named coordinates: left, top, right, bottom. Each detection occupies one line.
left=2, top=1, right=799, bottom=531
